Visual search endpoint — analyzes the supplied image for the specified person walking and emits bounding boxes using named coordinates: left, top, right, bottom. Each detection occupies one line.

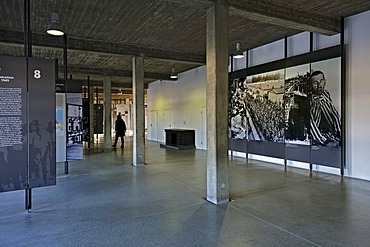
left=112, top=114, right=126, bottom=148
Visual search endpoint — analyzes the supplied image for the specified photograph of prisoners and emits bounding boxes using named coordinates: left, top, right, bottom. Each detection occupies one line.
left=229, top=57, right=341, bottom=148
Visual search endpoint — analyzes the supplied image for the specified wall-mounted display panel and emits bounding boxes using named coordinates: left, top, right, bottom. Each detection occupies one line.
left=310, top=58, right=341, bottom=167
left=284, top=64, right=311, bottom=145
left=228, top=47, right=342, bottom=169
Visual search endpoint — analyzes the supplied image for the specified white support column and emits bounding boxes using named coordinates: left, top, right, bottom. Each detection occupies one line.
left=132, top=56, right=145, bottom=166
left=103, top=76, right=112, bottom=151
left=206, top=0, right=229, bottom=204
left=88, top=81, right=94, bottom=146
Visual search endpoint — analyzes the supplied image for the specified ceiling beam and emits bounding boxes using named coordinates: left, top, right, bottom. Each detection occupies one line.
left=168, top=0, right=340, bottom=35
left=0, top=29, right=206, bottom=64
left=62, top=66, right=176, bottom=81
left=87, top=88, right=134, bottom=95
left=165, top=0, right=213, bottom=7
left=229, top=0, right=340, bottom=35
left=56, top=79, right=149, bottom=89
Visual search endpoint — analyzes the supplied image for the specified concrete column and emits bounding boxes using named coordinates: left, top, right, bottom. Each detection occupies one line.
left=88, top=81, right=95, bottom=146
left=206, top=0, right=229, bottom=205
left=132, top=56, right=145, bottom=166
left=103, top=77, right=112, bottom=151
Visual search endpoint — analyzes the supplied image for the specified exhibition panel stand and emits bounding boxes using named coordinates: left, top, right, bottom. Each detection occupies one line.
left=0, top=55, right=56, bottom=210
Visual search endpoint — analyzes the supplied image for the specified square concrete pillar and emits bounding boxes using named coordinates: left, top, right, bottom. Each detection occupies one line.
left=132, top=56, right=145, bottom=166
left=206, top=0, right=229, bottom=204
left=103, top=76, right=112, bottom=151
left=88, top=80, right=95, bottom=146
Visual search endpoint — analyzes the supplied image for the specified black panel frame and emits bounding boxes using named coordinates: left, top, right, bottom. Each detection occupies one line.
left=247, top=141, right=285, bottom=159
left=230, top=45, right=340, bottom=81
left=229, top=138, right=247, bottom=153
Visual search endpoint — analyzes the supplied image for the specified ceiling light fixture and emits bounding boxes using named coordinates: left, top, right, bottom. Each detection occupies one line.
left=46, top=12, right=64, bottom=36
left=170, top=67, right=178, bottom=79
left=233, top=42, right=244, bottom=59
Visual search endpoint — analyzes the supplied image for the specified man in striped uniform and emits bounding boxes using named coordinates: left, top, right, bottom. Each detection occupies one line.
left=309, top=71, right=341, bottom=147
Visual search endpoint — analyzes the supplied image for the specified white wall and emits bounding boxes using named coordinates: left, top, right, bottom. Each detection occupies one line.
left=345, top=10, right=370, bottom=181
left=146, top=80, right=176, bottom=142
left=147, top=66, right=207, bottom=149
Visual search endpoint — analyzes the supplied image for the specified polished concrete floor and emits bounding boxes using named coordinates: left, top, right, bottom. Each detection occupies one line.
left=1, top=139, right=370, bottom=247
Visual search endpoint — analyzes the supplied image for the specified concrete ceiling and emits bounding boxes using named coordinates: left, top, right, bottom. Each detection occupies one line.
left=0, top=0, right=370, bottom=99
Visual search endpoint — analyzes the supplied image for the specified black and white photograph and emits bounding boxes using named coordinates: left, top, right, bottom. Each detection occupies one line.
left=67, top=93, right=83, bottom=160
left=310, top=58, right=341, bottom=147
left=229, top=69, right=285, bottom=142
left=229, top=77, right=248, bottom=139
left=284, top=59, right=341, bottom=148
left=284, top=64, right=311, bottom=145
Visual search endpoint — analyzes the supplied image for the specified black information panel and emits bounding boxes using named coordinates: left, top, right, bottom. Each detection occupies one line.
left=0, top=55, right=56, bottom=192
left=94, top=104, right=103, bottom=134
left=0, top=56, right=28, bottom=192
left=82, top=98, right=89, bottom=142
left=28, top=58, right=56, bottom=188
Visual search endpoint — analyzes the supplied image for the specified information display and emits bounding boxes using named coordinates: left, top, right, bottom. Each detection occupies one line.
left=0, top=88, right=23, bottom=147
left=228, top=54, right=342, bottom=168
left=67, top=93, right=83, bottom=160
left=28, top=58, right=56, bottom=188
left=0, top=56, right=27, bottom=192
left=0, top=55, right=56, bottom=192
left=94, top=104, right=103, bottom=134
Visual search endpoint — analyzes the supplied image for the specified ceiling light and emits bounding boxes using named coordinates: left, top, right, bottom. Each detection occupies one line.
left=234, top=42, right=244, bottom=59
left=170, top=67, right=178, bottom=79
left=46, top=12, right=64, bottom=36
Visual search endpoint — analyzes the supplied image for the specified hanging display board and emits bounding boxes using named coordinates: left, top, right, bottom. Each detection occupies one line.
left=94, top=104, right=103, bottom=134
left=66, top=80, right=83, bottom=161
left=28, top=58, right=56, bottom=188
left=82, top=98, right=89, bottom=142
left=0, top=55, right=56, bottom=192
left=0, top=56, right=28, bottom=192
left=66, top=95, right=83, bottom=160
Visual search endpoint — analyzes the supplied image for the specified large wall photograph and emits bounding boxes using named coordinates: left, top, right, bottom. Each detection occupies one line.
left=229, top=69, right=285, bottom=142
left=284, top=58, right=341, bottom=148
left=228, top=54, right=342, bottom=168
left=310, top=58, right=341, bottom=148
left=284, top=64, right=311, bottom=145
